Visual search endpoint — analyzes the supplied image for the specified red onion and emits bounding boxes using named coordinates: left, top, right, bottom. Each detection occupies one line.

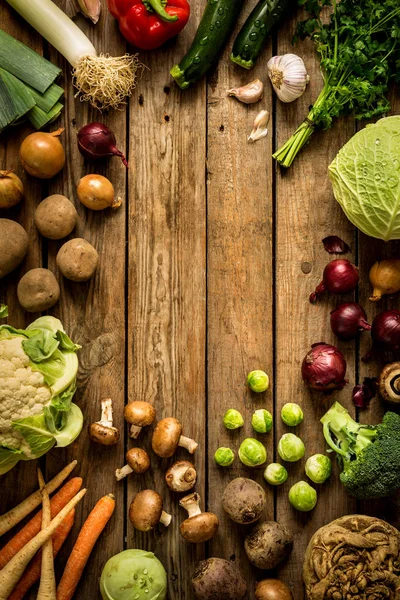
left=352, top=377, right=377, bottom=408
left=322, top=235, right=351, bottom=254
left=330, top=302, right=371, bottom=341
left=77, top=122, right=128, bottom=167
left=371, top=309, right=400, bottom=351
left=301, top=342, right=347, bottom=392
left=310, top=259, right=359, bottom=303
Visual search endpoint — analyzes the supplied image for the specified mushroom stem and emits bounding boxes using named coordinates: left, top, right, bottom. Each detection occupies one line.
left=179, top=435, right=198, bottom=454
left=130, top=424, right=142, bottom=438
left=99, top=398, right=113, bottom=427
left=180, top=493, right=202, bottom=518
left=160, top=510, right=172, bottom=527
left=115, top=464, right=133, bottom=481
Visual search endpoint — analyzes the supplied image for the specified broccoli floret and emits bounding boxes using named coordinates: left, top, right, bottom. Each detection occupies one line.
left=321, top=402, right=400, bottom=499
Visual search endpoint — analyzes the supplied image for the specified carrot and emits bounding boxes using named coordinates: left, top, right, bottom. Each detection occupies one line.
left=0, top=477, right=82, bottom=569
left=0, top=489, right=86, bottom=600
left=56, top=494, right=116, bottom=600
left=0, top=461, right=77, bottom=537
left=8, top=510, right=75, bottom=600
left=37, top=469, right=57, bottom=600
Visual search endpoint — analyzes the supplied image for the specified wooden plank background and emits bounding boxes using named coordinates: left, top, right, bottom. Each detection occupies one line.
left=0, top=0, right=399, bottom=598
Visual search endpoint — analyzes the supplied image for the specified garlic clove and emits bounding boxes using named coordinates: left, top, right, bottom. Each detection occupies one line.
left=248, top=110, right=270, bottom=143
left=227, top=79, right=264, bottom=104
left=76, top=0, right=101, bottom=24
left=267, top=53, right=310, bottom=103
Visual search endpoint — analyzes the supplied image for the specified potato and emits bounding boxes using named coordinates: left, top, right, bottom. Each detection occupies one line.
left=244, top=521, right=293, bottom=570
left=56, top=238, right=99, bottom=282
left=34, top=194, right=77, bottom=240
left=0, top=219, right=29, bottom=278
left=17, top=268, right=60, bottom=312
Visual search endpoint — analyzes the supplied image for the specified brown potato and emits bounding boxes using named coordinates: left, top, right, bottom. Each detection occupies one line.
left=56, top=238, right=99, bottom=282
left=0, top=219, right=29, bottom=278
left=34, top=195, right=77, bottom=240
left=17, top=268, right=60, bottom=312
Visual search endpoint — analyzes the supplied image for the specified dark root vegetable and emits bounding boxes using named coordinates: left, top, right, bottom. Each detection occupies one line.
left=77, top=122, right=128, bottom=168
left=302, top=343, right=347, bottom=393
left=245, top=521, right=293, bottom=570
left=330, top=302, right=371, bottom=341
left=322, top=236, right=350, bottom=254
left=369, top=259, right=400, bottom=302
left=255, top=579, right=294, bottom=600
left=352, top=377, right=377, bottom=409
left=303, top=515, right=400, bottom=600
left=192, top=557, right=247, bottom=600
left=310, top=259, right=359, bottom=303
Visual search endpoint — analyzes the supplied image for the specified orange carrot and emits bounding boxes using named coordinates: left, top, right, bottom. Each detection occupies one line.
left=0, top=477, right=82, bottom=569
left=56, top=494, right=116, bottom=600
left=8, top=509, right=75, bottom=600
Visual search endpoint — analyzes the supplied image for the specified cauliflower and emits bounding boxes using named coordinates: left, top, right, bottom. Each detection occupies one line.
left=0, top=315, right=83, bottom=475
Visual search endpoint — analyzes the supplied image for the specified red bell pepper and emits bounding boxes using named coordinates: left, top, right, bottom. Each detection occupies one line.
left=107, top=0, right=190, bottom=51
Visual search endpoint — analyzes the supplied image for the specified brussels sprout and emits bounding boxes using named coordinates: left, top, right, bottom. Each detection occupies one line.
left=239, top=438, right=267, bottom=467
left=288, top=481, right=317, bottom=512
left=281, top=403, right=304, bottom=426
left=247, top=370, right=269, bottom=393
left=252, top=409, right=273, bottom=433
left=305, top=454, right=332, bottom=484
left=223, top=409, right=244, bottom=430
left=214, top=447, right=235, bottom=467
left=264, top=463, right=288, bottom=486
left=277, top=433, right=305, bottom=462
left=100, top=549, right=167, bottom=600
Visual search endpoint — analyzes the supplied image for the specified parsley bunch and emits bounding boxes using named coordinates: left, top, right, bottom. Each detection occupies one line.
left=273, top=0, right=400, bottom=168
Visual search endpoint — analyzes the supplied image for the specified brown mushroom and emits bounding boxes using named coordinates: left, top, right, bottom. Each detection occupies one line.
left=165, top=460, right=197, bottom=492
left=89, top=398, right=120, bottom=446
left=152, top=417, right=198, bottom=458
left=378, top=362, right=400, bottom=404
left=179, top=493, right=219, bottom=543
left=129, top=490, right=171, bottom=532
left=124, top=401, right=156, bottom=438
left=115, top=448, right=150, bottom=481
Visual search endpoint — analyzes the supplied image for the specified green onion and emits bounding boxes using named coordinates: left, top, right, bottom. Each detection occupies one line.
left=0, top=29, right=60, bottom=93
left=0, top=67, right=35, bottom=131
left=26, top=83, right=64, bottom=112
left=0, top=74, right=17, bottom=131
left=27, top=102, right=63, bottom=130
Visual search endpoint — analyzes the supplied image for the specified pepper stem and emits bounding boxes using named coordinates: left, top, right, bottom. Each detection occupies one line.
left=144, top=0, right=178, bottom=22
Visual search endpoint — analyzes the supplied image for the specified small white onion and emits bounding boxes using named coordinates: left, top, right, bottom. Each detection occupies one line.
left=267, top=53, right=310, bottom=103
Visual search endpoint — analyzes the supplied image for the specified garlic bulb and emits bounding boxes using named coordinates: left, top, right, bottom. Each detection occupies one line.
left=228, top=79, right=264, bottom=104
left=267, top=54, right=310, bottom=103
left=248, top=110, right=270, bottom=143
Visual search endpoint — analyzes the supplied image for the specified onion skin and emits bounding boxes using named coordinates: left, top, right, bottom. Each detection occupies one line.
left=330, top=302, right=371, bottom=341
left=322, top=235, right=350, bottom=254
left=0, top=170, right=23, bottom=208
left=77, top=122, right=128, bottom=168
left=77, top=174, right=121, bottom=211
left=369, top=259, right=400, bottom=302
left=302, top=343, right=347, bottom=392
left=352, top=377, right=377, bottom=408
left=19, top=128, right=65, bottom=179
left=310, top=259, right=359, bottom=303
left=255, top=579, right=293, bottom=600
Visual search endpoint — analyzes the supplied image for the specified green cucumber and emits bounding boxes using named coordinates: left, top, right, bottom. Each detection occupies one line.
left=231, top=0, right=292, bottom=70
left=171, top=0, right=244, bottom=89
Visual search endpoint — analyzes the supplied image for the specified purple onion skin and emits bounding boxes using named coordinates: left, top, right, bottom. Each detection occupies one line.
left=330, top=302, right=371, bottom=341
left=301, top=342, right=347, bottom=393
left=371, top=310, right=400, bottom=351
left=352, top=377, right=377, bottom=408
left=77, top=122, right=128, bottom=168
left=322, top=236, right=351, bottom=254
left=310, top=259, right=359, bottom=303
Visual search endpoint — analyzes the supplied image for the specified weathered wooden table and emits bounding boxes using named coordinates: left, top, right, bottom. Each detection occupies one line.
left=1, top=1, right=399, bottom=598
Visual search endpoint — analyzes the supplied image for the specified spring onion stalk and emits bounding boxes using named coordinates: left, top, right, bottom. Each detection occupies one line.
left=6, top=0, right=142, bottom=110
left=27, top=102, right=64, bottom=130
left=26, top=83, right=64, bottom=112
left=0, top=67, right=36, bottom=131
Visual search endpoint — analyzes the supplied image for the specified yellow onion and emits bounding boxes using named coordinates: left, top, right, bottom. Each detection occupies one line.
left=0, top=170, right=24, bottom=208
left=20, top=128, right=65, bottom=179
left=369, top=259, right=400, bottom=302
left=77, top=174, right=122, bottom=211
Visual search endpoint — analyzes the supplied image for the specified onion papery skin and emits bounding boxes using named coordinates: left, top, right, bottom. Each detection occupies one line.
left=372, top=309, right=400, bottom=351
left=301, top=343, right=347, bottom=392
left=330, top=302, right=371, bottom=341
left=77, top=122, right=128, bottom=168
left=310, top=259, right=359, bottom=303
left=19, top=128, right=65, bottom=179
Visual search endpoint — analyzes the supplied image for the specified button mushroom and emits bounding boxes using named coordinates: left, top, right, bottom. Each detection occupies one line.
left=179, top=493, right=219, bottom=543
left=115, top=448, right=150, bottom=481
left=89, top=398, right=120, bottom=446
left=129, top=490, right=171, bottom=532
left=152, top=417, right=198, bottom=458
left=124, top=401, right=156, bottom=438
left=165, top=460, right=197, bottom=492
left=378, top=362, right=400, bottom=404
left=222, top=477, right=267, bottom=524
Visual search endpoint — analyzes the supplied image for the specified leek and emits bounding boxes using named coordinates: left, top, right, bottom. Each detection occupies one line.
left=0, top=75, right=17, bottom=131
left=0, top=29, right=60, bottom=93
left=27, top=102, right=63, bottom=130
left=0, top=67, right=36, bottom=132
left=26, top=83, right=64, bottom=113
left=6, top=0, right=143, bottom=111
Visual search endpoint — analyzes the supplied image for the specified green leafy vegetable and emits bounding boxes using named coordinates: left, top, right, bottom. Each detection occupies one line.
left=329, top=116, right=400, bottom=240
left=0, top=305, right=8, bottom=318
left=273, top=0, right=400, bottom=167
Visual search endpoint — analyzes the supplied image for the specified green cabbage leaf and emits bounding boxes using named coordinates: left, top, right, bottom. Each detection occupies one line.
left=329, top=116, right=400, bottom=241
